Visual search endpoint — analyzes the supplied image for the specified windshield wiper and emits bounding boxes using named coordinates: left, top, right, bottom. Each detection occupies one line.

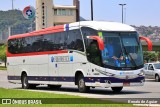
left=120, top=37, right=137, bottom=68
left=123, top=46, right=137, bottom=68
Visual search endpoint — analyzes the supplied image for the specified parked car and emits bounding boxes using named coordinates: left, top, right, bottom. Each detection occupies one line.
left=143, top=63, right=160, bottom=82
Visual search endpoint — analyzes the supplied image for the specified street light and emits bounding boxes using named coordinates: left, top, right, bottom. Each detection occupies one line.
left=124, top=8, right=126, bottom=23
left=11, top=0, right=14, bottom=10
left=119, top=4, right=126, bottom=23
left=91, top=0, right=93, bottom=21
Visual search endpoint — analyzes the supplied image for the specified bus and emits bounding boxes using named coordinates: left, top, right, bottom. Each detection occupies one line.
left=7, top=21, right=152, bottom=93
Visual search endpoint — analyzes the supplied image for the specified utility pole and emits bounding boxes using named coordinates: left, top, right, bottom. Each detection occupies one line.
left=119, top=4, right=126, bottom=23
left=124, top=8, right=126, bottom=23
left=11, top=0, right=14, bottom=10
left=91, top=0, right=93, bottom=21
left=8, top=26, right=11, bottom=36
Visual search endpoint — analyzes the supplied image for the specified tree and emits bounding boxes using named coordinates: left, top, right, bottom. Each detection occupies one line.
left=0, top=45, right=7, bottom=67
left=143, top=51, right=158, bottom=63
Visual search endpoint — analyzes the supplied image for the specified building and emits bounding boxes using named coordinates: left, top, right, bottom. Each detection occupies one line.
left=36, top=0, right=80, bottom=30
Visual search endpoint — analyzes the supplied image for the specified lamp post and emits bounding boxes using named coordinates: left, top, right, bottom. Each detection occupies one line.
left=119, top=4, right=126, bottom=23
left=11, top=0, right=14, bottom=10
left=124, top=7, right=126, bottom=23
left=91, top=0, right=93, bottom=21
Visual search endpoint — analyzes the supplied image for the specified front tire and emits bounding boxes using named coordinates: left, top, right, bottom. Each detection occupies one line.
left=155, top=74, right=160, bottom=82
left=111, top=87, right=123, bottom=93
left=78, top=74, right=90, bottom=93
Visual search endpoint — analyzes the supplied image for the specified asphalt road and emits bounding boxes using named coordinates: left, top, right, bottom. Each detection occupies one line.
left=1, top=70, right=160, bottom=99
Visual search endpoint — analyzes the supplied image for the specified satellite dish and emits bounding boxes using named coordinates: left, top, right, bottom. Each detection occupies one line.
left=22, top=6, right=35, bottom=20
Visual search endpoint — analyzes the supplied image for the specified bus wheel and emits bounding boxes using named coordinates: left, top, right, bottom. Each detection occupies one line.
left=48, top=85, right=61, bottom=89
left=111, top=87, right=123, bottom=93
left=78, top=74, right=90, bottom=93
left=22, top=74, right=36, bottom=89
left=22, top=74, right=29, bottom=89
left=155, top=74, right=160, bottom=82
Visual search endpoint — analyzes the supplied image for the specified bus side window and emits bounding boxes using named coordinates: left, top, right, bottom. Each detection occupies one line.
left=74, top=29, right=84, bottom=52
left=18, top=38, right=26, bottom=53
left=54, top=32, right=61, bottom=50
left=66, top=30, right=84, bottom=52
left=43, top=33, right=56, bottom=51
left=67, top=30, right=76, bottom=50
left=8, top=39, right=17, bottom=54
left=60, top=32, right=68, bottom=50
left=33, top=35, right=43, bottom=52
left=25, top=37, right=33, bottom=53
left=86, top=40, right=102, bottom=66
left=81, top=27, right=98, bottom=47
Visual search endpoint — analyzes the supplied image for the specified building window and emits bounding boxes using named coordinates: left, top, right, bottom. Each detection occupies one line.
left=54, top=9, right=74, bottom=16
left=61, top=9, right=66, bottom=15
left=69, top=9, right=73, bottom=15
left=57, top=9, right=61, bottom=15
left=54, top=9, right=57, bottom=15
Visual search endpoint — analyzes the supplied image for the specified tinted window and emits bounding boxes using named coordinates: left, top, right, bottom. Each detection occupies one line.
left=81, top=27, right=97, bottom=49
left=59, top=32, right=68, bottom=50
left=8, top=29, right=84, bottom=54
left=67, top=30, right=76, bottom=50
left=80, top=27, right=102, bottom=66
left=43, top=33, right=55, bottom=51
left=67, top=29, right=84, bottom=51
left=8, top=39, right=18, bottom=54
left=86, top=40, right=102, bottom=66
left=34, top=35, right=43, bottom=52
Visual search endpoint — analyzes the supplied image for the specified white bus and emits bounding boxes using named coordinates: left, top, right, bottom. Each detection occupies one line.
left=7, top=21, right=152, bottom=93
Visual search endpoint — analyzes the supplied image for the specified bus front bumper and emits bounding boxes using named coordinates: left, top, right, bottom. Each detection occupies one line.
left=85, top=76, right=145, bottom=87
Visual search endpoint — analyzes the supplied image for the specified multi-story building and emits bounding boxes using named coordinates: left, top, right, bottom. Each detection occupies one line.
left=36, top=0, right=80, bottom=30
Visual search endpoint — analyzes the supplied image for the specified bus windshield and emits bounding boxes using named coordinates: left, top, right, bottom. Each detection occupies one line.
left=101, top=32, right=143, bottom=70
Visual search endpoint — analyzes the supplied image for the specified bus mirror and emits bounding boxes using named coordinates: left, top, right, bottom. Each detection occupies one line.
left=139, top=36, right=152, bottom=51
left=87, top=36, right=104, bottom=50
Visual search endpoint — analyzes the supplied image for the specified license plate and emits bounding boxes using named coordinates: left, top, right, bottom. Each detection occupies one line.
left=123, top=82, right=130, bottom=86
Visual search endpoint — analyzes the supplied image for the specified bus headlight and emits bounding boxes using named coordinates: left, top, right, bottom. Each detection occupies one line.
left=138, top=70, right=145, bottom=76
left=106, top=72, right=115, bottom=76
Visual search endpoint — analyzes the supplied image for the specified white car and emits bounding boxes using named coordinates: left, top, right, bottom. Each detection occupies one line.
left=143, top=63, right=160, bottom=82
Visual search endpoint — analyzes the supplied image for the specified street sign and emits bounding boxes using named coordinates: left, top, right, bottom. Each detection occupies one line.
left=22, top=6, right=35, bottom=20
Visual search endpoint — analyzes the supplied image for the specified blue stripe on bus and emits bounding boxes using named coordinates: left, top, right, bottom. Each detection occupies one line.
left=8, top=76, right=21, bottom=80
left=8, top=76, right=144, bottom=83
left=65, top=24, right=69, bottom=31
left=28, top=76, right=75, bottom=82
left=84, top=76, right=144, bottom=83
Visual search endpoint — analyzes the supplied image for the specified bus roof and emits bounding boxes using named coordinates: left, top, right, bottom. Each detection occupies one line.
left=70, top=21, right=136, bottom=32
left=8, top=21, right=136, bottom=40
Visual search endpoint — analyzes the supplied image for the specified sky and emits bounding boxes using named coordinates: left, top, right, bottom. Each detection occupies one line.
left=0, top=0, right=160, bottom=26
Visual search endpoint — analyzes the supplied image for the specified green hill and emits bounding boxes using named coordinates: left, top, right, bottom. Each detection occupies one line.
left=0, top=9, right=35, bottom=35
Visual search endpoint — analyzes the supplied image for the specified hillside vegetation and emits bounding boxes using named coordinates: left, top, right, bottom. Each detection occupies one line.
left=0, top=9, right=35, bottom=34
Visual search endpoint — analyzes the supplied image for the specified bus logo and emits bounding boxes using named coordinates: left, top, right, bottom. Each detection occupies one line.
left=51, top=56, right=73, bottom=62
left=120, top=72, right=124, bottom=75
left=70, top=56, right=73, bottom=62
left=51, top=56, right=54, bottom=62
